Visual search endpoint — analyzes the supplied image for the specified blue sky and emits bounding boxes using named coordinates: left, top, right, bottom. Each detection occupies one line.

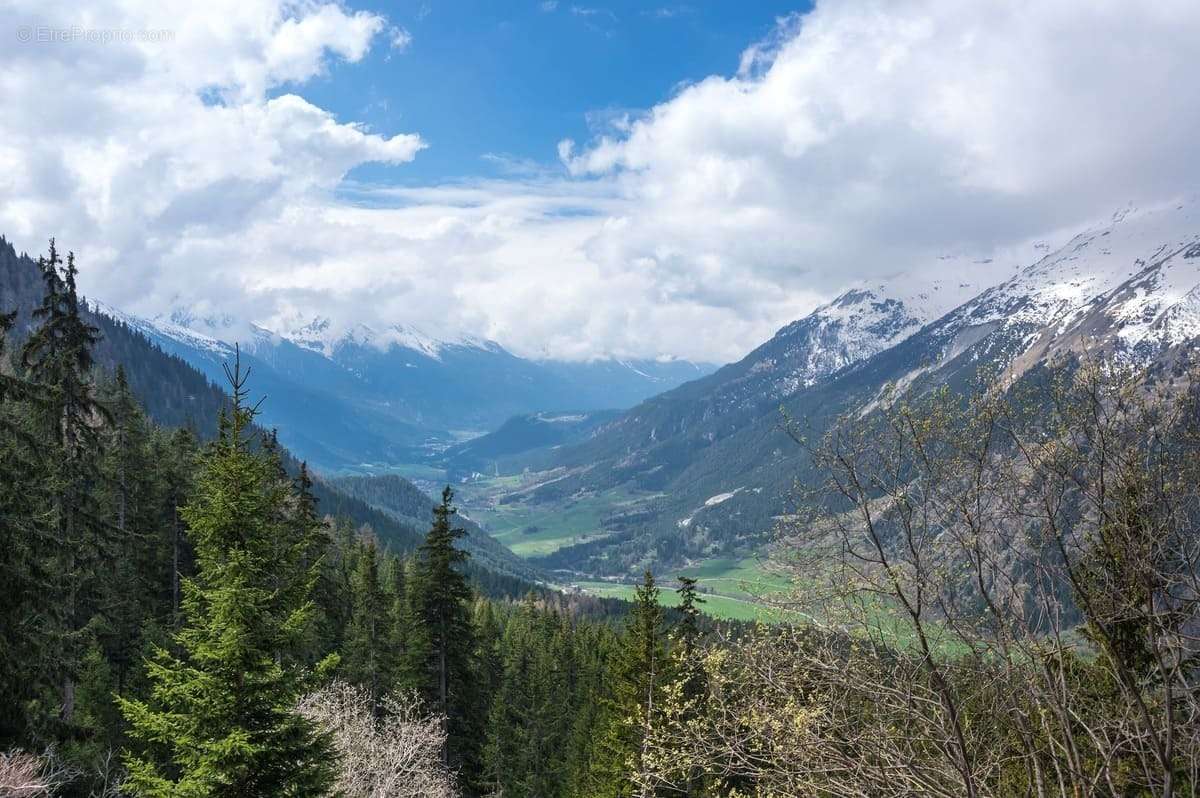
left=295, top=1, right=809, bottom=184
left=4, top=0, right=1197, bottom=362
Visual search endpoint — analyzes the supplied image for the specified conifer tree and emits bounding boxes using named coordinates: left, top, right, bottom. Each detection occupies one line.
left=382, top=553, right=409, bottom=673
left=0, top=310, right=54, bottom=744
left=671, top=576, right=707, bottom=797
left=96, top=367, right=157, bottom=694
left=158, top=427, right=199, bottom=626
left=344, top=537, right=388, bottom=702
left=402, top=486, right=482, bottom=788
left=589, top=570, right=667, bottom=798
left=117, top=358, right=336, bottom=797
left=21, top=241, right=109, bottom=727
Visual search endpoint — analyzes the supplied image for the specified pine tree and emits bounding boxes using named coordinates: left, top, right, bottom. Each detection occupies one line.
left=344, top=537, right=388, bottom=702
left=589, top=570, right=667, bottom=798
left=117, top=357, right=336, bottom=797
left=402, top=486, right=483, bottom=789
left=21, top=241, right=110, bottom=728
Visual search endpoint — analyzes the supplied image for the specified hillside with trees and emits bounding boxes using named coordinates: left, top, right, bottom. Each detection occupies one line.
left=2, top=243, right=1198, bottom=797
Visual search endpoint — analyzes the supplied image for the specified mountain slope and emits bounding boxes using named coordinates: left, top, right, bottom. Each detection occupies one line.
left=440, top=409, right=623, bottom=480
left=95, top=304, right=713, bottom=471
left=523, top=200, right=1200, bottom=575
left=0, top=237, right=540, bottom=583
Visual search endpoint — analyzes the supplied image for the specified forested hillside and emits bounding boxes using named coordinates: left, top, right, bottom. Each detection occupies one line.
left=1, top=236, right=538, bottom=584
left=6, top=238, right=1197, bottom=795
left=0, top=242, right=734, bottom=797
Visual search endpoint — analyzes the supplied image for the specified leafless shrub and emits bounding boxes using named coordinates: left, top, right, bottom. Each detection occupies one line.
left=0, top=749, right=73, bottom=797
left=297, top=680, right=460, bottom=798
left=646, top=359, right=1200, bottom=797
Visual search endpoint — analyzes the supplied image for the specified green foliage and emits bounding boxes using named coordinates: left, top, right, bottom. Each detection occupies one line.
left=587, top=570, right=669, bottom=797
left=1, top=240, right=650, bottom=797
left=343, top=538, right=389, bottom=701
left=400, top=486, right=484, bottom=787
left=117, top=362, right=336, bottom=797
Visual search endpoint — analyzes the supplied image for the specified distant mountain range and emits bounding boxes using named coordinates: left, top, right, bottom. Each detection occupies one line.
left=515, top=200, right=1200, bottom=576
left=88, top=303, right=714, bottom=472
left=0, top=236, right=542, bottom=584
left=7, top=198, right=1199, bottom=582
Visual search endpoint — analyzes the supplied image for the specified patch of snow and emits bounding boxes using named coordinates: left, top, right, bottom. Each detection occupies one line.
left=537, top=413, right=588, bottom=423
left=704, top=489, right=741, bottom=507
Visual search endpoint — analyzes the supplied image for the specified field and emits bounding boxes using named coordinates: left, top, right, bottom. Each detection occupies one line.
left=361, top=469, right=952, bottom=639
left=572, top=557, right=800, bottom=623
left=454, top=478, right=659, bottom=558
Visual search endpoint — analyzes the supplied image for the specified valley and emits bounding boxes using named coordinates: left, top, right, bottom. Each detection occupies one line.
left=4, top=2, right=1199, bottom=793
left=75, top=198, right=1200, bottom=622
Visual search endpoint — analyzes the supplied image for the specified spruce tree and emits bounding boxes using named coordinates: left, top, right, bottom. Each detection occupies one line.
left=0, top=310, right=55, bottom=744
left=21, top=241, right=109, bottom=728
left=96, top=367, right=157, bottom=694
left=382, top=552, right=409, bottom=676
left=344, top=537, right=388, bottom=702
left=590, top=570, right=667, bottom=798
left=402, top=486, right=482, bottom=788
left=117, top=358, right=335, bottom=797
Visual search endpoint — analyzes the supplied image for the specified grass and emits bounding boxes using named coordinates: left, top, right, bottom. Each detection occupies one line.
left=674, top=557, right=793, bottom=599
left=456, top=480, right=658, bottom=558
left=355, top=462, right=448, bottom=483
left=573, top=580, right=794, bottom=623
left=571, top=557, right=802, bottom=623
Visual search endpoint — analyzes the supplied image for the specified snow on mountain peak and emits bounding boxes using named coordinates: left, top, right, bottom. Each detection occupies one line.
left=752, top=274, right=988, bottom=397
left=89, top=300, right=232, bottom=357
left=258, top=314, right=499, bottom=361
left=948, top=198, right=1200, bottom=353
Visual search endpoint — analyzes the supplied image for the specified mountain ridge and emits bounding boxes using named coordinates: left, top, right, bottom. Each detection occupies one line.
left=86, top=300, right=715, bottom=471
left=518, top=199, right=1200, bottom=575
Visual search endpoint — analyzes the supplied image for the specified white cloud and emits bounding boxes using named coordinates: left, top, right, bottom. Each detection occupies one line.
left=549, top=0, right=1200, bottom=358
left=389, top=25, right=413, bottom=52
left=2, top=0, right=1199, bottom=364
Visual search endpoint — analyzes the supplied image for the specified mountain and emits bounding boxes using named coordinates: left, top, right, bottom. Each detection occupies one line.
left=519, top=200, right=1200, bottom=576
left=0, top=236, right=541, bottom=585
left=92, top=305, right=713, bottom=472
left=439, top=409, right=623, bottom=480
left=90, top=303, right=438, bottom=470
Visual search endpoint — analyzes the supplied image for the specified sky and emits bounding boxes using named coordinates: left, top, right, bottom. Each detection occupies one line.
left=2, top=0, right=1199, bottom=363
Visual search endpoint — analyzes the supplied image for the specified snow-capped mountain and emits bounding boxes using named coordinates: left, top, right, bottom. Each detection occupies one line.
left=744, top=277, right=985, bottom=400
left=274, top=316, right=501, bottom=361
left=884, top=199, right=1200, bottom=392
left=91, top=301, right=714, bottom=471
left=522, top=200, right=1200, bottom=576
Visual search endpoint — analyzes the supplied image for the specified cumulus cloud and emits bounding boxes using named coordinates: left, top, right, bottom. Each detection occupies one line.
left=560, top=0, right=1200, bottom=345
left=1, top=0, right=1198, bottom=364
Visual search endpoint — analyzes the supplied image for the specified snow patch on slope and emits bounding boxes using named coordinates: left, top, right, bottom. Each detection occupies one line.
left=704, top=489, right=741, bottom=507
